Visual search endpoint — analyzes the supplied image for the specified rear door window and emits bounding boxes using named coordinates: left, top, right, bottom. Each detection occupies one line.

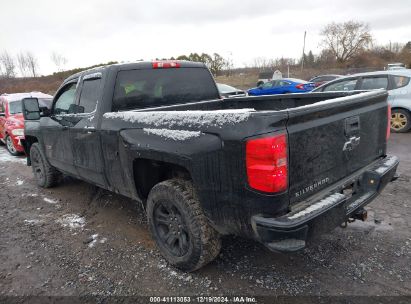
left=113, top=68, right=219, bottom=111
left=391, top=75, right=410, bottom=89
left=278, top=81, right=291, bottom=86
left=262, top=81, right=274, bottom=88
left=322, top=79, right=358, bottom=92
left=359, top=76, right=388, bottom=90
left=79, top=79, right=101, bottom=113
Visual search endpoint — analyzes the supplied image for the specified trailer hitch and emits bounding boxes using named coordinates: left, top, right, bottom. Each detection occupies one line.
left=340, top=208, right=368, bottom=228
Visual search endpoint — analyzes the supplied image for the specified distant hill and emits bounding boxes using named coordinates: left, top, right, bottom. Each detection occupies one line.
left=0, top=61, right=118, bottom=96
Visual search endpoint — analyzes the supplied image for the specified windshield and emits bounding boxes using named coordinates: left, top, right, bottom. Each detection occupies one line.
left=113, top=68, right=220, bottom=111
left=9, top=100, right=22, bottom=114
left=217, top=83, right=237, bottom=93
left=9, top=98, right=52, bottom=115
left=38, top=98, right=53, bottom=109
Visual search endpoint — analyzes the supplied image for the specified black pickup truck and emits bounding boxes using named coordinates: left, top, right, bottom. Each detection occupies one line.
left=21, top=61, right=399, bottom=271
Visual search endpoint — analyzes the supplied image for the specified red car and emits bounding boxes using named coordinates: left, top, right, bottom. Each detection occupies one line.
left=0, top=92, right=53, bottom=155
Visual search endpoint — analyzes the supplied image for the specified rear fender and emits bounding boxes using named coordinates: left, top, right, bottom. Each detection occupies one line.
left=390, top=98, right=411, bottom=112
left=119, top=128, right=222, bottom=199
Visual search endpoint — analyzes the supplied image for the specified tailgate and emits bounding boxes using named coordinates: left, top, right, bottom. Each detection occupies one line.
left=286, top=91, right=389, bottom=204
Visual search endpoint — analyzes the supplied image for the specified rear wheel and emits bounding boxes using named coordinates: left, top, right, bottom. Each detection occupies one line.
left=391, top=109, right=411, bottom=133
left=147, top=179, right=221, bottom=272
left=30, top=143, right=61, bottom=188
left=5, top=135, right=19, bottom=156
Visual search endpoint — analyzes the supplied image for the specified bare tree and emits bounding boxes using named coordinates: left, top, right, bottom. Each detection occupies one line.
left=17, top=52, right=30, bottom=77
left=51, top=52, right=68, bottom=72
left=320, top=21, right=372, bottom=64
left=25, top=52, right=39, bottom=77
left=0, top=51, right=17, bottom=78
left=391, top=42, right=404, bottom=54
left=252, top=57, right=274, bottom=70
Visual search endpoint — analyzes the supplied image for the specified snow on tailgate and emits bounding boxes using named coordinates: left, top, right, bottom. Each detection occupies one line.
left=103, top=109, right=255, bottom=128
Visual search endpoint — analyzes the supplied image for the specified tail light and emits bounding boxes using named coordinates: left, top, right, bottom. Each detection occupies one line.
left=152, top=61, right=181, bottom=69
left=295, top=84, right=305, bottom=90
left=246, top=133, right=288, bottom=193
left=386, top=105, right=391, bottom=140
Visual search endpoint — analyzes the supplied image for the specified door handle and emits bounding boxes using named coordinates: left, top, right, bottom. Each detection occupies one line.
left=345, top=116, right=360, bottom=135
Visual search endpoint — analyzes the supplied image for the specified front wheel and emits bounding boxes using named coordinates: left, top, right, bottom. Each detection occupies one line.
left=391, top=109, right=411, bottom=133
left=147, top=179, right=221, bottom=272
left=6, top=135, right=20, bottom=156
left=30, top=143, right=61, bottom=188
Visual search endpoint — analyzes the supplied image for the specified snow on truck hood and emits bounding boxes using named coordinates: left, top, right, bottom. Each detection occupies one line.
left=103, top=109, right=256, bottom=128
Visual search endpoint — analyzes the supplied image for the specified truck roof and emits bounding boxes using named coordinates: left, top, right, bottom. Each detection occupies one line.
left=65, top=60, right=207, bottom=83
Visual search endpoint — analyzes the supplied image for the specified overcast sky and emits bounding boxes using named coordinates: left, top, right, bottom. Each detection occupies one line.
left=1, top=0, right=410, bottom=75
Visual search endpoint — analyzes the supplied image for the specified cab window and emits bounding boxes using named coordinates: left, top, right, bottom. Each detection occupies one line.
left=113, top=68, right=219, bottom=111
left=323, top=79, right=358, bottom=92
left=54, top=83, right=77, bottom=114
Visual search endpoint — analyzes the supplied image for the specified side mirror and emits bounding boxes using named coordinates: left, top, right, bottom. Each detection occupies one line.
left=68, top=104, right=85, bottom=114
left=22, top=97, right=41, bottom=120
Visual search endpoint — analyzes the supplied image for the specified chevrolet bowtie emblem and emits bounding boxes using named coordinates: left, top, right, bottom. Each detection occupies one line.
left=343, top=136, right=361, bottom=151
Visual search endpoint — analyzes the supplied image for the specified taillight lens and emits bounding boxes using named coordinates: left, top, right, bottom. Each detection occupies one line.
left=152, top=61, right=181, bottom=69
left=295, top=84, right=304, bottom=90
left=387, top=105, right=391, bottom=140
left=246, top=133, right=288, bottom=193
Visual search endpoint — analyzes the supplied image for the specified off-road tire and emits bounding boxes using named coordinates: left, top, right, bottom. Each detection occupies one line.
left=391, top=109, right=411, bottom=133
left=5, top=135, right=20, bottom=156
left=147, top=179, right=221, bottom=272
left=30, top=143, right=61, bottom=188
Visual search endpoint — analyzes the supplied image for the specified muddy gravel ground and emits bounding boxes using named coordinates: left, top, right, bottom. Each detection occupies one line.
left=0, top=134, right=410, bottom=299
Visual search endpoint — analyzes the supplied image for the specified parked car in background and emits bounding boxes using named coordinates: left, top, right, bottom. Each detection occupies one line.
left=313, top=70, right=411, bottom=133
left=248, top=78, right=315, bottom=96
left=387, top=63, right=406, bottom=70
left=309, top=74, right=342, bottom=87
left=256, top=70, right=283, bottom=87
left=0, top=92, right=53, bottom=155
left=256, top=71, right=275, bottom=87
left=217, top=83, right=246, bottom=98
